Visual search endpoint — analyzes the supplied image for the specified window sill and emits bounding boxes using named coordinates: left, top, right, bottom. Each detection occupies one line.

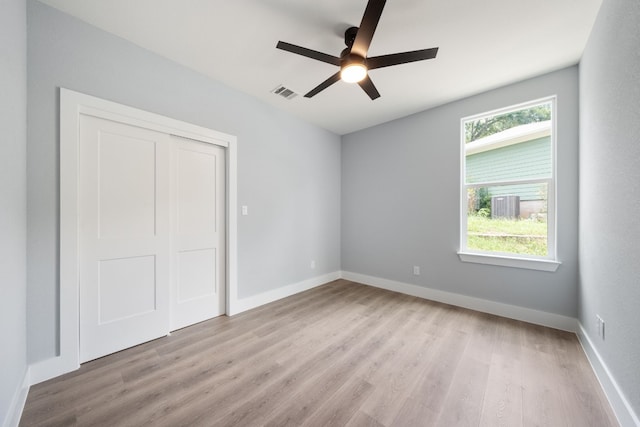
left=457, top=252, right=561, bottom=272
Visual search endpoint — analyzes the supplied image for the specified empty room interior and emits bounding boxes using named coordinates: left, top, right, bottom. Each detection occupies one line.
left=2, top=0, right=639, bottom=426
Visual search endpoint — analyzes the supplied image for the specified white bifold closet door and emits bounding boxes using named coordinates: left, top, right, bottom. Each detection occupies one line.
left=78, top=115, right=225, bottom=363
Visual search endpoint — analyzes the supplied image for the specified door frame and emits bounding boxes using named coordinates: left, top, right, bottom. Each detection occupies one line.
left=31, top=88, right=239, bottom=383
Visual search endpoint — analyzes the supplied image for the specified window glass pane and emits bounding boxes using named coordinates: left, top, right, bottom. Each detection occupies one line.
left=465, top=102, right=552, bottom=184
left=464, top=102, right=552, bottom=143
left=466, top=184, right=548, bottom=256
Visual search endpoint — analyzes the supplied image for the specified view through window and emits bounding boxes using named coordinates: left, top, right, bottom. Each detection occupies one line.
left=461, top=98, right=556, bottom=259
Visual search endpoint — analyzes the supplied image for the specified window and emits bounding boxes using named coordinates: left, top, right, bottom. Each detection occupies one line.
left=458, top=97, right=559, bottom=271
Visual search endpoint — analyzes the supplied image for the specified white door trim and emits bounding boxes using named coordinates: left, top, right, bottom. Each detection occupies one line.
left=30, top=88, right=239, bottom=384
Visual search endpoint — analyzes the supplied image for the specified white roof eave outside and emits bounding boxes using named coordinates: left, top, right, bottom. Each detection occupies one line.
left=465, top=120, right=551, bottom=156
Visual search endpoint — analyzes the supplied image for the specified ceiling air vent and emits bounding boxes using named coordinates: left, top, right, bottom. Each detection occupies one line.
left=271, top=85, right=298, bottom=100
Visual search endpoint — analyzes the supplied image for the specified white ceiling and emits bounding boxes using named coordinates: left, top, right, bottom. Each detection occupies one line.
left=38, top=0, right=602, bottom=135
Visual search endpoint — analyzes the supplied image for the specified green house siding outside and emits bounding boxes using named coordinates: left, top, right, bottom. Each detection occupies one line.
left=466, top=136, right=551, bottom=201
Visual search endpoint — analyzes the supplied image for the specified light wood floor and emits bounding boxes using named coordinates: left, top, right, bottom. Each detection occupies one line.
left=21, top=280, right=618, bottom=426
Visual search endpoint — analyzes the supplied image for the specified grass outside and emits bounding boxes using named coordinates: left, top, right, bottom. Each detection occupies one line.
left=467, top=215, right=547, bottom=256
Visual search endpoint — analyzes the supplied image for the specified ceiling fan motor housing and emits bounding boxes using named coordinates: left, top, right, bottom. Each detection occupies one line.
left=341, top=27, right=367, bottom=73
left=341, top=53, right=367, bottom=69
left=344, top=26, right=359, bottom=47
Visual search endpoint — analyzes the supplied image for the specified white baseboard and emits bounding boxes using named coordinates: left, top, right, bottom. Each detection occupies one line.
left=340, top=271, right=578, bottom=332
left=228, top=271, right=341, bottom=316
left=18, top=271, right=636, bottom=426
left=577, top=323, right=640, bottom=427
left=2, top=367, right=30, bottom=427
left=29, top=354, right=79, bottom=386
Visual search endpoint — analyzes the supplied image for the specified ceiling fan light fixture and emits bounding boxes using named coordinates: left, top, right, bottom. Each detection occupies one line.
left=341, top=61, right=367, bottom=83
left=276, top=0, right=439, bottom=99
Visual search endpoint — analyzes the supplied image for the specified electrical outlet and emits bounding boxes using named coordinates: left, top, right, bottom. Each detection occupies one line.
left=310, top=260, right=316, bottom=269
left=413, top=266, right=420, bottom=276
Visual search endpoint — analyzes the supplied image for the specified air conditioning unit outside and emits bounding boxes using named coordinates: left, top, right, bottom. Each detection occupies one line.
left=491, top=195, right=520, bottom=219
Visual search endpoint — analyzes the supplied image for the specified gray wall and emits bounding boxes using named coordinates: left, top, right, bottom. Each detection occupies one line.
left=579, top=0, right=640, bottom=417
left=342, top=67, right=579, bottom=316
left=27, top=1, right=341, bottom=363
left=0, top=0, right=28, bottom=422
left=23, top=2, right=639, bottom=419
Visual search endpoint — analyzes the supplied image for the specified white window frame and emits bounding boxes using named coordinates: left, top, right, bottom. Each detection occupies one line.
left=458, top=96, right=560, bottom=272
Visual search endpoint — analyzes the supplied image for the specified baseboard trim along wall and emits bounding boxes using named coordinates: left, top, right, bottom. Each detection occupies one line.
left=228, top=271, right=342, bottom=315
left=3, top=368, right=30, bottom=427
left=577, top=324, right=640, bottom=427
left=21, top=272, right=635, bottom=426
left=340, top=271, right=578, bottom=332
left=29, top=352, right=80, bottom=386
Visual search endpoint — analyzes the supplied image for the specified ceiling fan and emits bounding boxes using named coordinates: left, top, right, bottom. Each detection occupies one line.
left=276, top=0, right=439, bottom=100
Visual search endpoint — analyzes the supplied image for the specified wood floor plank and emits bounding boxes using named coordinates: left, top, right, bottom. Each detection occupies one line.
left=344, top=411, right=386, bottom=427
left=155, top=298, right=386, bottom=426
left=479, top=317, right=526, bottom=427
left=359, top=320, right=437, bottom=425
left=433, top=314, right=497, bottom=426
left=71, top=322, right=304, bottom=425
left=479, top=353, right=524, bottom=427
left=521, top=348, right=569, bottom=426
left=147, top=302, right=375, bottom=425
left=209, top=292, right=411, bottom=427
left=20, top=280, right=618, bottom=427
left=261, top=295, right=419, bottom=427
left=391, top=395, right=441, bottom=426
left=300, top=377, right=374, bottom=427
left=78, top=287, right=375, bottom=426
left=549, top=329, right=619, bottom=427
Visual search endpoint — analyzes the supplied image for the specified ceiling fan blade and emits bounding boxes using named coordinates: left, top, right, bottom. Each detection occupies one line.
left=304, top=72, right=342, bottom=98
left=276, top=41, right=341, bottom=66
left=358, top=75, right=381, bottom=100
left=367, top=47, right=439, bottom=70
left=351, top=0, right=386, bottom=58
